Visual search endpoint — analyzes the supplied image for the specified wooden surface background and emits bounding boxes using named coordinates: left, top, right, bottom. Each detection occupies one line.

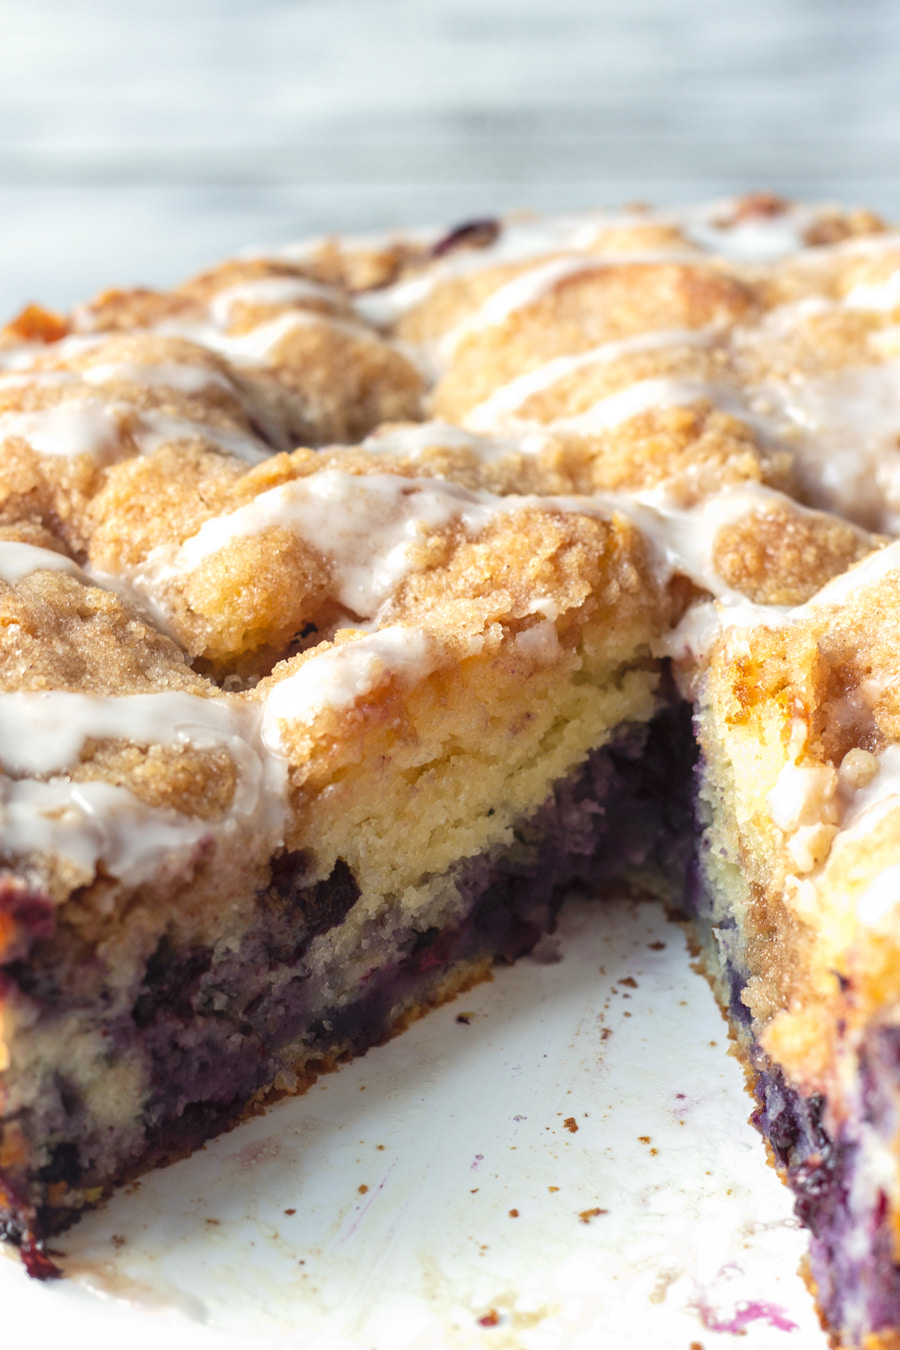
left=1, top=0, right=899, bottom=314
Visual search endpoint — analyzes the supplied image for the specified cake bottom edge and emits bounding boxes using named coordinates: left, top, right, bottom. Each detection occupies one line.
left=688, top=856, right=900, bottom=1350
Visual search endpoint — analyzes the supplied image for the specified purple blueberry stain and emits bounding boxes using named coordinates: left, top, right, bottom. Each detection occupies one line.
left=693, top=1296, right=798, bottom=1335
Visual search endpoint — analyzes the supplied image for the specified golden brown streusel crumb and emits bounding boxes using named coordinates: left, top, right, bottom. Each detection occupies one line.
left=0, top=569, right=202, bottom=696
left=174, top=257, right=351, bottom=316
left=0, top=438, right=106, bottom=556
left=86, top=441, right=249, bottom=570
left=301, top=236, right=432, bottom=293
left=233, top=319, right=424, bottom=446
left=713, top=506, right=881, bottom=605
left=73, top=285, right=195, bottom=334
left=732, top=305, right=897, bottom=384
left=419, top=261, right=757, bottom=411
left=555, top=406, right=791, bottom=498
left=802, top=207, right=886, bottom=247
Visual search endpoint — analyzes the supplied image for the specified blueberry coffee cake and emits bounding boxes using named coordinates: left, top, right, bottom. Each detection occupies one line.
left=2, top=193, right=900, bottom=1346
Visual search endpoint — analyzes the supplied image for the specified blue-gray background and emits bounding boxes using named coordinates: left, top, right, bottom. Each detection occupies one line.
left=1, top=0, right=898, bottom=314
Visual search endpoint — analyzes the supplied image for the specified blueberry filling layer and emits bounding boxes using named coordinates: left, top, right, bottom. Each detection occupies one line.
left=0, top=702, right=694, bottom=1266
left=750, top=1053, right=900, bottom=1346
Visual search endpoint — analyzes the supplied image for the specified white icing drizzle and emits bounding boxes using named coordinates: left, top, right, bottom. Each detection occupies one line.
left=0, top=777, right=224, bottom=886
left=737, top=294, right=836, bottom=342
left=155, top=471, right=508, bottom=620
left=0, top=688, right=286, bottom=885
left=457, top=331, right=900, bottom=543
left=855, top=862, right=900, bottom=926
left=80, top=361, right=236, bottom=396
left=452, top=255, right=604, bottom=336
left=463, top=328, right=718, bottom=431
left=812, top=231, right=900, bottom=261
left=261, top=626, right=434, bottom=747
left=352, top=272, right=447, bottom=329
left=0, top=625, right=440, bottom=887
left=621, top=480, right=799, bottom=604
left=650, top=481, right=883, bottom=662
left=162, top=469, right=787, bottom=625
left=469, top=377, right=756, bottom=449
left=0, top=369, right=80, bottom=389
left=838, top=744, right=900, bottom=840
left=0, top=540, right=82, bottom=586
left=0, top=400, right=126, bottom=464
left=359, top=419, right=531, bottom=464
left=0, top=395, right=269, bottom=467
left=131, top=411, right=270, bottom=464
left=243, top=222, right=441, bottom=271
left=442, top=251, right=704, bottom=356
left=0, top=333, right=105, bottom=374
left=230, top=308, right=375, bottom=357
left=208, top=276, right=343, bottom=325
left=796, top=538, right=900, bottom=614
left=110, top=461, right=827, bottom=652
left=0, top=689, right=253, bottom=777
left=0, top=343, right=42, bottom=372
left=154, top=307, right=378, bottom=366
left=108, top=467, right=702, bottom=638
left=803, top=743, right=900, bottom=924
left=844, top=269, right=900, bottom=311
left=674, top=200, right=820, bottom=261
left=756, top=229, right=900, bottom=280
left=545, top=376, right=738, bottom=437
left=345, top=213, right=900, bottom=536
left=755, top=362, right=900, bottom=532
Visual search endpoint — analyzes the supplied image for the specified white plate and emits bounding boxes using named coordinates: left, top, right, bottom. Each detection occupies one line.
left=1, top=895, right=828, bottom=1349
